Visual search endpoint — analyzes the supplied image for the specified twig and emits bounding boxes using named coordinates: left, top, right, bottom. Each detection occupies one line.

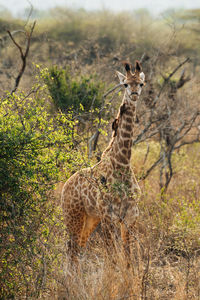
left=156, top=57, right=190, bottom=101
left=24, top=1, right=34, bottom=28
left=88, top=84, right=122, bottom=157
left=88, top=130, right=100, bottom=158
left=7, top=21, right=36, bottom=94
left=141, top=156, right=163, bottom=180
left=103, top=83, right=122, bottom=99
left=143, top=142, right=150, bottom=165
left=141, top=246, right=150, bottom=300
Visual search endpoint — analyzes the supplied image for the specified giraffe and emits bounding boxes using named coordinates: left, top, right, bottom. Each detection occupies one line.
left=61, top=60, right=145, bottom=263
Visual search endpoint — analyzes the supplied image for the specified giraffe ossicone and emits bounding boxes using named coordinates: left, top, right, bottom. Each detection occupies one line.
left=61, top=60, right=145, bottom=262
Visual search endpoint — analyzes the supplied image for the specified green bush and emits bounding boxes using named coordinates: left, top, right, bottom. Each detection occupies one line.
left=44, top=66, right=105, bottom=114
left=0, top=83, right=80, bottom=298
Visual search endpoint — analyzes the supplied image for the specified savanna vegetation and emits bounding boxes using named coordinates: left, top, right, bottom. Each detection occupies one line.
left=0, top=5, right=200, bottom=299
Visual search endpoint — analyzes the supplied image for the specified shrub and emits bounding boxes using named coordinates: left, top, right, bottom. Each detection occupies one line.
left=0, top=84, right=80, bottom=298
left=44, top=66, right=105, bottom=114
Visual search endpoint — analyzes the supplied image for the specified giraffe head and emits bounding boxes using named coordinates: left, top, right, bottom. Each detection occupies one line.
left=116, top=60, right=145, bottom=101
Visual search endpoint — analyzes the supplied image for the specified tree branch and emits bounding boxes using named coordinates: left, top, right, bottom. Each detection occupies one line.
left=7, top=21, right=36, bottom=94
left=155, top=57, right=190, bottom=102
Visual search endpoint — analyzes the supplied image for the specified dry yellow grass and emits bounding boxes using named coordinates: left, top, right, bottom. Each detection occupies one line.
left=46, top=143, right=200, bottom=300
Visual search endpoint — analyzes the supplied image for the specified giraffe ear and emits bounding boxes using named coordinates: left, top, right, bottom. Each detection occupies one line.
left=135, top=60, right=142, bottom=73
left=116, top=71, right=126, bottom=84
left=124, top=62, right=131, bottom=72
left=122, top=61, right=132, bottom=76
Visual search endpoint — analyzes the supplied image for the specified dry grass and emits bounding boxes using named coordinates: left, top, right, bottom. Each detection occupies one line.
left=46, top=143, right=200, bottom=300
left=51, top=224, right=200, bottom=299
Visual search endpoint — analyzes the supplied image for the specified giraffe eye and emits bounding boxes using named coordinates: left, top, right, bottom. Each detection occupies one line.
left=124, top=83, right=128, bottom=88
left=140, top=83, right=144, bottom=87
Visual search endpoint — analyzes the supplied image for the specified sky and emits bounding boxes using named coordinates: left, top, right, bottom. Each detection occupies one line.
left=0, top=0, right=200, bottom=16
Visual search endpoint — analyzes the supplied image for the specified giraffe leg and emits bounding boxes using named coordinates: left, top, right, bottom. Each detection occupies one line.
left=66, top=215, right=100, bottom=273
left=78, top=214, right=100, bottom=248
left=120, top=222, right=136, bottom=268
left=65, top=210, right=87, bottom=264
left=100, top=220, right=117, bottom=260
left=67, top=235, right=80, bottom=264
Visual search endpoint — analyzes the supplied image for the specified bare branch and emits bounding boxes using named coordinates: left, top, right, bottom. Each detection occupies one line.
left=140, top=156, right=163, bottom=180
left=7, top=21, right=36, bottom=94
left=88, top=130, right=100, bottom=158
left=24, top=1, right=34, bottom=28
left=155, top=57, right=190, bottom=101
left=7, top=30, right=24, bottom=59
left=174, top=112, right=200, bottom=145
left=176, top=69, right=191, bottom=89
left=88, top=84, right=122, bottom=157
left=103, top=83, right=122, bottom=99
left=174, top=136, right=200, bottom=150
left=143, top=142, right=150, bottom=165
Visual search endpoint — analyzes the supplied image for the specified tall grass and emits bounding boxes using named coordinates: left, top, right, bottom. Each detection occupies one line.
left=47, top=142, right=200, bottom=300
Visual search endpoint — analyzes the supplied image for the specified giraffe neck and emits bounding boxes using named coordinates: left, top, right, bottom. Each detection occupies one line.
left=102, top=93, right=137, bottom=167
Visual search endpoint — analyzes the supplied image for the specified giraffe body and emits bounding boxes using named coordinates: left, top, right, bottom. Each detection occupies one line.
left=61, top=60, right=145, bottom=260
